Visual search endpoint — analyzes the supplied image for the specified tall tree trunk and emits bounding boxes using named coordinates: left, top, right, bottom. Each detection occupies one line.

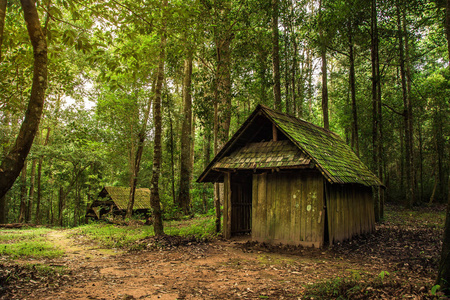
left=284, top=24, right=290, bottom=114
left=292, top=32, right=298, bottom=117
left=150, top=18, right=166, bottom=236
left=35, top=127, right=50, bottom=224
left=169, top=110, right=176, bottom=204
left=18, top=163, right=27, bottom=223
left=348, top=22, right=359, bottom=156
left=397, top=0, right=414, bottom=208
left=371, top=0, right=381, bottom=221
left=0, top=0, right=48, bottom=199
left=203, top=126, right=212, bottom=213
left=272, top=0, right=282, bottom=111
left=26, top=159, right=37, bottom=223
left=177, top=54, right=193, bottom=215
left=58, top=186, right=64, bottom=227
left=0, top=0, right=6, bottom=62
left=319, top=0, right=329, bottom=129
left=213, top=9, right=233, bottom=233
left=436, top=0, right=450, bottom=294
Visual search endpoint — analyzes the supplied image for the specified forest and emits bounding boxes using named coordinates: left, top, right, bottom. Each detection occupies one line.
left=0, top=0, right=450, bottom=298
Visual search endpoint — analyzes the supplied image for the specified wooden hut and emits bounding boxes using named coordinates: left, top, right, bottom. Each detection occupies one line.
left=197, top=105, right=383, bottom=247
left=85, top=186, right=151, bottom=220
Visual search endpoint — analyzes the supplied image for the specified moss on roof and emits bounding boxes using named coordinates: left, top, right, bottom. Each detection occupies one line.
left=262, top=107, right=382, bottom=186
left=99, top=186, right=151, bottom=210
left=214, top=140, right=310, bottom=169
left=198, top=104, right=382, bottom=187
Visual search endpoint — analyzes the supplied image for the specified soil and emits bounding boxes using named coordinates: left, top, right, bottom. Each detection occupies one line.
left=0, top=212, right=447, bottom=300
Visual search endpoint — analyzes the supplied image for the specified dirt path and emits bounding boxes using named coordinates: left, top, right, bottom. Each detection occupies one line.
left=3, top=225, right=440, bottom=300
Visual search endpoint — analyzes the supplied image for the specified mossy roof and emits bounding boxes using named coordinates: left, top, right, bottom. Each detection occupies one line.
left=214, top=140, right=311, bottom=169
left=198, top=104, right=382, bottom=187
left=98, top=186, right=151, bottom=210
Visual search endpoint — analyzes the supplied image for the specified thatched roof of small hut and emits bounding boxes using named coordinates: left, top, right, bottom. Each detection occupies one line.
left=98, top=186, right=151, bottom=210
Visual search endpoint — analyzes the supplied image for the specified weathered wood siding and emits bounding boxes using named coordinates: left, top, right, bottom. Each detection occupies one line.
left=326, top=184, right=375, bottom=244
left=252, top=171, right=325, bottom=247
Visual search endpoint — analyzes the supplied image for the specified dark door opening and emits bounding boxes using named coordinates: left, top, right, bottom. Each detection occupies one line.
left=230, top=174, right=252, bottom=235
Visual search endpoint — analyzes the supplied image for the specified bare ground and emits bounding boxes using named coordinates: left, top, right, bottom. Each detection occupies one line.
left=0, top=210, right=447, bottom=300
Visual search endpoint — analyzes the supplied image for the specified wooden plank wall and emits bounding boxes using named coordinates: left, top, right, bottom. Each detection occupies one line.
left=252, top=171, right=325, bottom=247
left=326, top=184, right=375, bottom=244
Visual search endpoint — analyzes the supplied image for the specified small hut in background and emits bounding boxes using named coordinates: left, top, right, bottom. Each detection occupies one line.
left=85, top=186, right=151, bottom=220
left=198, top=104, right=383, bottom=247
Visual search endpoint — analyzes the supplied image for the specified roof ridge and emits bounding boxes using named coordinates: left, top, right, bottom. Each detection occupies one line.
left=257, top=104, right=340, bottom=138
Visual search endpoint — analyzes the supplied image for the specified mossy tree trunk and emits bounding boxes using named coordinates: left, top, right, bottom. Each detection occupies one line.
left=0, top=0, right=48, bottom=201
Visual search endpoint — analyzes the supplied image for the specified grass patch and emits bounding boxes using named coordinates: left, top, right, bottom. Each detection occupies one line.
left=73, top=215, right=217, bottom=249
left=0, top=228, right=64, bottom=259
left=74, top=215, right=217, bottom=248
left=165, top=215, right=217, bottom=239
left=72, top=224, right=155, bottom=249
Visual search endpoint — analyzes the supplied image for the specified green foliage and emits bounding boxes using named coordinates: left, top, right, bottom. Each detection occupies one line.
left=431, top=284, right=441, bottom=295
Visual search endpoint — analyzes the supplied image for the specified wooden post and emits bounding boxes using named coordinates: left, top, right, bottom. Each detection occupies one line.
left=272, top=124, right=278, bottom=141
left=223, top=172, right=232, bottom=239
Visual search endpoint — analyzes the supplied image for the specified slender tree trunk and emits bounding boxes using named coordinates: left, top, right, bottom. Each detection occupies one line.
left=35, top=127, right=50, bottom=224
left=58, top=186, right=64, bottom=227
left=169, top=111, right=176, bottom=203
left=319, top=0, right=329, bottom=129
left=203, top=126, right=212, bottom=213
left=403, top=7, right=415, bottom=206
left=272, top=0, right=282, bottom=111
left=177, top=54, right=193, bottom=215
left=26, top=159, right=36, bottom=223
left=371, top=0, right=381, bottom=221
left=126, top=81, right=155, bottom=219
left=292, top=32, right=298, bottom=117
left=0, top=0, right=6, bottom=62
left=397, top=0, right=414, bottom=208
left=0, top=0, right=48, bottom=199
left=150, top=17, right=166, bottom=236
left=18, top=163, right=27, bottom=223
left=284, top=24, right=290, bottom=114
left=436, top=0, right=450, bottom=294
left=348, top=23, right=359, bottom=156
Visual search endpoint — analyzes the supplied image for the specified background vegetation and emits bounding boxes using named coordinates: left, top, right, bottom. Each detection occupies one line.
left=0, top=0, right=448, bottom=229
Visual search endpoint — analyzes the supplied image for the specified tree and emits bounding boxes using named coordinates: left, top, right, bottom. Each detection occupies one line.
left=0, top=0, right=48, bottom=201
left=318, top=0, right=329, bottom=130
left=272, top=0, right=282, bottom=111
left=0, top=0, right=6, bottom=62
left=177, top=53, right=193, bottom=215
left=150, top=1, right=167, bottom=236
left=436, top=0, right=450, bottom=294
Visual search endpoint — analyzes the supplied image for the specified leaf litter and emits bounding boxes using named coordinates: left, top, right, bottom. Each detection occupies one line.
left=0, top=204, right=447, bottom=299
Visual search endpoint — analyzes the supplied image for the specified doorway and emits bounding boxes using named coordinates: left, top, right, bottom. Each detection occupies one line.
left=230, top=174, right=252, bottom=235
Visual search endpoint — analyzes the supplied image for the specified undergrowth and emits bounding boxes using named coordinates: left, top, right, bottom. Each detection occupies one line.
left=72, top=215, right=216, bottom=249
left=302, top=271, right=438, bottom=299
left=0, top=228, right=64, bottom=259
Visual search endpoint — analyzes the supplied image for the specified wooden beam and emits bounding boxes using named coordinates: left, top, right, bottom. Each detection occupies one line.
left=272, top=123, right=278, bottom=141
